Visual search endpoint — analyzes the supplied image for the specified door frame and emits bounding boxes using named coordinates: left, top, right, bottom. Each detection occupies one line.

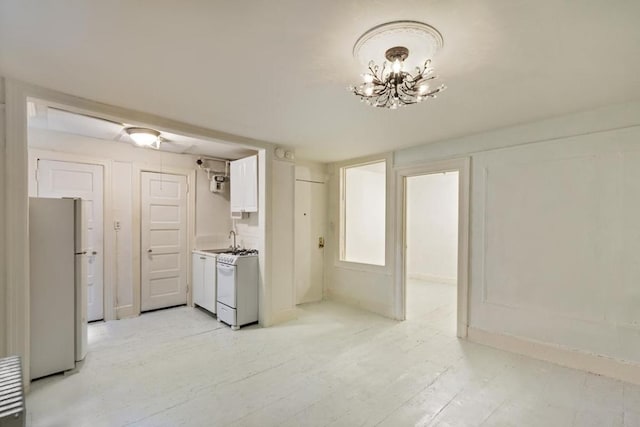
left=3, top=78, right=271, bottom=388
left=28, top=149, right=114, bottom=321
left=133, top=166, right=196, bottom=316
left=293, top=177, right=326, bottom=305
left=394, top=157, right=471, bottom=338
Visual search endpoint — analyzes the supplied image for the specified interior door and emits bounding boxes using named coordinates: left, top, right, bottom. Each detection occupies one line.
left=37, top=159, right=104, bottom=321
left=141, top=172, right=188, bottom=311
left=294, top=179, right=325, bottom=304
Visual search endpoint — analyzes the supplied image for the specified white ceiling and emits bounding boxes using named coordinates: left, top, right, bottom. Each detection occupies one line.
left=2, top=1, right=640, bottom=162
left=27, top=102, right=256, bottom=159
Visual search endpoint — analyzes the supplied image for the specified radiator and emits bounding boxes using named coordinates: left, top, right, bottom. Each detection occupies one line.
left=0, top=356, right=25, bottom=427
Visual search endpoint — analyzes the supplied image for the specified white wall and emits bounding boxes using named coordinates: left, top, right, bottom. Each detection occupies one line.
left=468, top=132, right=640, bottom=364
left=406, top=172, right=458, bottom=284
left=270, top=159, right=295, bottom=316
left=28, top=128, right=235, bottom=317
left=230, top=153, right=297, bottom=325
left=0, top=77, right=6, bottom=357
left=328, top=100, right=640, bottom=366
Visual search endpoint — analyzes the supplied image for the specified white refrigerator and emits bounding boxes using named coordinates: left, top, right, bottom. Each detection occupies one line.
left=29, top=197, right=88, bottom=380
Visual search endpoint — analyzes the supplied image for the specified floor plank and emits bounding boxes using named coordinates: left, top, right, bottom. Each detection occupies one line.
left=26, top=281, right=640, bottom=426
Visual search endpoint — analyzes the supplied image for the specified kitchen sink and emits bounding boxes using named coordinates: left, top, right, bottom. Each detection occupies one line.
left=200, top=248, right=232, bottom=254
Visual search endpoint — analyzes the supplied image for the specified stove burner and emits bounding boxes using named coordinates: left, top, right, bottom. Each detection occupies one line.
left=224, top=249, right=259, bottom=256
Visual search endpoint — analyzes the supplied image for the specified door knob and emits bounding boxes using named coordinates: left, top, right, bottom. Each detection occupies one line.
left=91, top=251, right=98, bottom=256
left=147, top=249, right=153, bottom=253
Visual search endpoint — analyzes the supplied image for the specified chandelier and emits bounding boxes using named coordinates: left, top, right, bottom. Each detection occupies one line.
left=350, top=21, right=446, bottom=109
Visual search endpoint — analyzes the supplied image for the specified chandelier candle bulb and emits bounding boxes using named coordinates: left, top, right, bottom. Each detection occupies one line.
left=392, top=59, right=402, bottom=74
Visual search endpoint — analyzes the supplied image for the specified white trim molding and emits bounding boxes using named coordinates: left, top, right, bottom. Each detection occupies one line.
left=28, top=149, right=117, bottom=321
left=407, top=273, right=457, bottom=285
left=468, top=327, right=640, bottom=385
left=332, top=152, right=395, bottom=276
left=4, top=79, right=31, bottom=386
left=2, top=77, right=274, bottom=388
left=394, top=157, right=471, bottom=338
left=132, top=166, right=196, bottom=317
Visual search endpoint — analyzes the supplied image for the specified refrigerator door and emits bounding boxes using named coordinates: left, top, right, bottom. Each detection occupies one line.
left=29, top=198, right=76, bottom=379
left=74, top=199, right=89, bottom=361
left=75, top=253, right=88, bottom=361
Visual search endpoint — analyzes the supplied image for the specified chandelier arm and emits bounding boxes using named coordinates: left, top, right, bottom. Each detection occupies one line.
left=350, top=56, right=444, bottom=108
left=417, top=75, right=438, bottom=82
left=425, top=86, right=445, bottom=97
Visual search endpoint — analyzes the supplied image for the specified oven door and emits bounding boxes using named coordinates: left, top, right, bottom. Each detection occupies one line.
left=216, top=262, right=237, bottom=308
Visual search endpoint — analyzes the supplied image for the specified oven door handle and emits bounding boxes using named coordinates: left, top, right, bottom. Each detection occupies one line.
left=217, top=263, right=236, bottom=272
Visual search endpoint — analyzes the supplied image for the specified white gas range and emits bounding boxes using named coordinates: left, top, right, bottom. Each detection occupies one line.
left=216, top=250, right=259, bottom=330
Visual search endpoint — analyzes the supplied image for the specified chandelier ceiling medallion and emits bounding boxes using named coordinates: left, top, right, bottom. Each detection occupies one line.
left=350, top=20, right=446, bottom=109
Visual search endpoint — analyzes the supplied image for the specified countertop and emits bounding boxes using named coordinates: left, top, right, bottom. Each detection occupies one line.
left=192, top=248, right=230, bottom=257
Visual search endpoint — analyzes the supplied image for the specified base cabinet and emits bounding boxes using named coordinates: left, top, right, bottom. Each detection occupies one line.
left=192, top=252, right=216, bottom=314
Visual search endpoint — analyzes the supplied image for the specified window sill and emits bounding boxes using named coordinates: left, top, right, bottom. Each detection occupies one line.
left=334, top=259, right=392, bottom=276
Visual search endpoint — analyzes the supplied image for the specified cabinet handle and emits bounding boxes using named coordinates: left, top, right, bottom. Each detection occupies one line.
left=200, top=257, right=206, bottom=260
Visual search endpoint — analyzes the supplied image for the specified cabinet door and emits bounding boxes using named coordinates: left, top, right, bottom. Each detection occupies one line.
left=230, top=159, right=244, bottom=212
left=243, top=155, right=258, bottom=212
left=203, top=256, right=217, bottom=313
left=192, top=253, right=205, bottom=307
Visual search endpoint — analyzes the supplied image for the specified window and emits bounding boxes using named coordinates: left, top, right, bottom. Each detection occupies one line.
left=340, top=160, right=386, bottom=266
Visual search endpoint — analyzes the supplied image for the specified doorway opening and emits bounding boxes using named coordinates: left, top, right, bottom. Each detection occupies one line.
left=403, top=170, right=461, bottom=336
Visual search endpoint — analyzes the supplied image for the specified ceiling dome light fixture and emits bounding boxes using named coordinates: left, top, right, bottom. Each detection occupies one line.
left=349, top=20, right=447, bottom=109
left=125, top=127, right=161, bottom=149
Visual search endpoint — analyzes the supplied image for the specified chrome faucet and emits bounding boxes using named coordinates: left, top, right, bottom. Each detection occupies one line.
left=229, top=230, right=237, bottom=251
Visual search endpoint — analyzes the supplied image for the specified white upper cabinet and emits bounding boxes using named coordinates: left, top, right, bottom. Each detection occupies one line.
left=230, top=155, right=258, bottom=213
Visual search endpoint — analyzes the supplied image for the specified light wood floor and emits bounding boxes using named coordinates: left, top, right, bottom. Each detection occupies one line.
left=27, top=281, right=640, bottom=426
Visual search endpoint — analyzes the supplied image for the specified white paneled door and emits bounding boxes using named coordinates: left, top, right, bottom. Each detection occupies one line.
left=141, top=172, right=188, bottom=311
left=37, top=159, right=104, bottom=321
left=294, top=180, right=325, bottom=304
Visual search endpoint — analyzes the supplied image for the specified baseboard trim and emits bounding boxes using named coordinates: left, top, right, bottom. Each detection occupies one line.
left=325, top=290, right=395, bottom=319
left=407, top=273, right=456, bottom=285
left=467, top=327, right=640, bottom=385
left=116, top=305, right=136, bottom=319
left=270, top=308, right=298, bottom=326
